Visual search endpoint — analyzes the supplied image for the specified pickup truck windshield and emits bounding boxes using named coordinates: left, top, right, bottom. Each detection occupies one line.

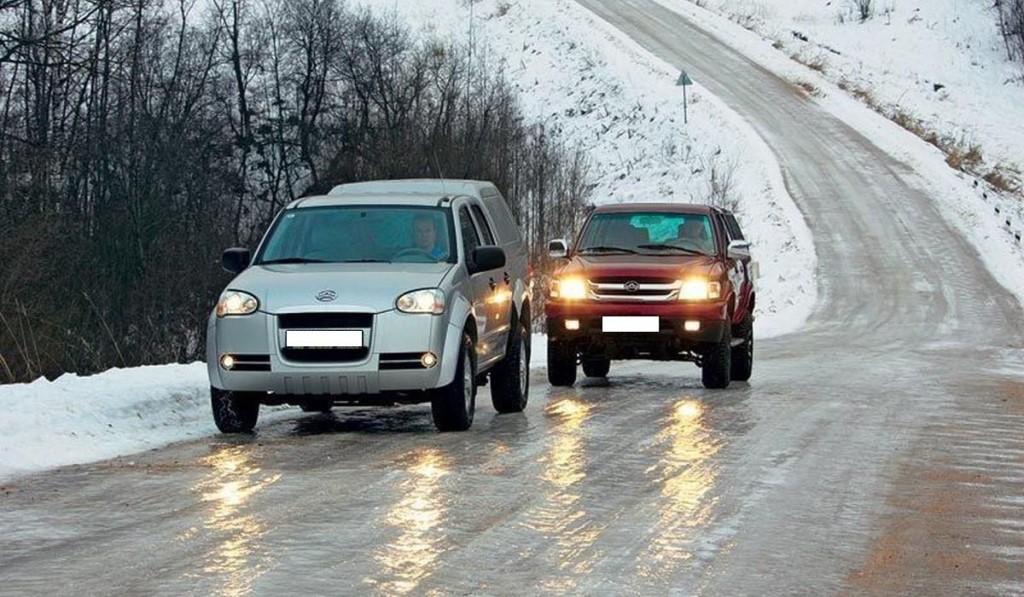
left=578, top=212, right=715, bottom=255
left=255, top=206, right=457, bottom=264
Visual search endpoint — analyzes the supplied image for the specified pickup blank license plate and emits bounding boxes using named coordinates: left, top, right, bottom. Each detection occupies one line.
left=286, top=330, right=363, bottom=348
left=602, top=316, right=659, bottom=333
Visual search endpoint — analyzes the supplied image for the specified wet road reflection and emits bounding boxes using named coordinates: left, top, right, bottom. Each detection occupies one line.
left=525, top=396, right=603, bottom=594
left=638, top=398, right=721, bottom=582
left=368, top=447, right=451, bottom=596
left=186, top=445, right=281, bottom=597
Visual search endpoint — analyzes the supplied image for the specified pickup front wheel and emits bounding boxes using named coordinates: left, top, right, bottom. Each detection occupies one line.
left=701, top=322, right=732, bottom=389
left=731, top=315, right=753, bottom=382
left=547, top=339, right=577, bottom=387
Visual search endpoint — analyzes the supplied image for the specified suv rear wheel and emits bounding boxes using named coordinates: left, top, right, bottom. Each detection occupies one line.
left=431, top=332, right=476, bottom=431
left=731, top=315, right=753, bottom=382
left=491, top=315, right=530, bottom=413
left=701, top=322, right=732, bottom=389
left=211, top=387, right=260, bottom=433
left=547, top=339, right=577, bottom=387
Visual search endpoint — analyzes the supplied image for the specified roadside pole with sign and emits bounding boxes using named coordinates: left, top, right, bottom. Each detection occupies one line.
left=676, top=70, right=693, bottom=124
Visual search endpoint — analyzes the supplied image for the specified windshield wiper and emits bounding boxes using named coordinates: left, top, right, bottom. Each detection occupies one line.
left=637, top=244, right=708, bottom=256
left=579, top=246, right=638, bottom=255
left=340, top=259, right=390, bottom=263
left=259, top=257, right=330, bottom=265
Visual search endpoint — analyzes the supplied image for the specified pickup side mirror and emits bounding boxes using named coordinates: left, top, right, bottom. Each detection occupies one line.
left=222, top=248, right=251, bottom=274
left=470, top=245, right=506, bottom=274
left=727, top=240, right=751, bottom=261
left=548, top=239, right=568, bottom=259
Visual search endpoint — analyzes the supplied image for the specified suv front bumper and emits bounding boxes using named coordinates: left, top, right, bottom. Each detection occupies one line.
left=207, top=308, right=461, bottom=400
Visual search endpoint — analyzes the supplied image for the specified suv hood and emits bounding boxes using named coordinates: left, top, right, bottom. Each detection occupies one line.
left=559, top=254, right=720, bottom=279
left=227, top=262, right=455, bottom=313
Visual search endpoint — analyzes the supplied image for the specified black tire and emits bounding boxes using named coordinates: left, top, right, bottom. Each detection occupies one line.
left=547, top=338, right=577, bottom=387
left=582, top=356, right=610, bottom=378
left=431, top=332, right=476, bottom=431
left=211, top=387, right=260, bottom=433
left=701, top=322, right=732, bottom=389
left=731, top=315, right=753, bottom=382
left=491, top=317, right=530, bottom=413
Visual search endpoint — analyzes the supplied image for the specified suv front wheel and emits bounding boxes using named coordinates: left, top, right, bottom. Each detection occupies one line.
left=491, top=314, right=530, bottom=413
left=431, top=332, right=476, bottom=431
left=211, top=387, right=260, bottom=433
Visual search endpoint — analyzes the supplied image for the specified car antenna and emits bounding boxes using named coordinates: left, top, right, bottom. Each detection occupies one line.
left=431, top=150, right=449, bottom=198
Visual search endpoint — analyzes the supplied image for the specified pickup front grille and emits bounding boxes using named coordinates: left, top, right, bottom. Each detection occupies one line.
left=587, top=279, right=682, bottom=302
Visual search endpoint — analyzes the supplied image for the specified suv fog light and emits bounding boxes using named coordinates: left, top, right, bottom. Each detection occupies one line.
left=220, top=354, right=236, bottom=370
left=421, top=352, right=438, bottom=368
left=566, top=319, right=581, bottom=331
left=684, top=321, right=701, bottom=332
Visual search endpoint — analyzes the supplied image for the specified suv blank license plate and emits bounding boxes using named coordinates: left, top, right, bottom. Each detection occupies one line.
left=286, top=330, right=363, bottom=348
left=602, top=316, right=659, bottom=333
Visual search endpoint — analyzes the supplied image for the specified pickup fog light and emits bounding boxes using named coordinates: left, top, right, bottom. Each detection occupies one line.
left=684, top=320, right=701, bottom=332
left=551, top=277, right=587, bottom=300
left=396, top=289, right=445, bottom=314
left=565, top=319, right=581, bottom=330
left=216, top=291, right=259, bottom=317
left=421, top=352, right=438, bottom=368
left=678, top=279, right=722, bottom=301
left=220, top=354, right=236, bottom=370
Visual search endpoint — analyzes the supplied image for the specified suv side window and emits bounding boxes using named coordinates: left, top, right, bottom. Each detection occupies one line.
left=459, top=206, right=482, bottom=264
left=470, top=204, right=496, bottom=245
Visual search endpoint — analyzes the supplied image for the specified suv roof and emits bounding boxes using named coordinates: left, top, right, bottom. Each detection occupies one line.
left=285, top=179, right=502, bottom=210
left=593, top=202, right=716, bottom=215
left=330, top=179, right=500, bottom=200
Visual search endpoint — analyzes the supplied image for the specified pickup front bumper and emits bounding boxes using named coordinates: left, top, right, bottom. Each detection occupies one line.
left=545, top=300, right=729, bottom=360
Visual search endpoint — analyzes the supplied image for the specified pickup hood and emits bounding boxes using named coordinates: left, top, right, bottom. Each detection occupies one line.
left=557, top=254, right=723, bottom=279
left=226, top=262, right=455, bottom=313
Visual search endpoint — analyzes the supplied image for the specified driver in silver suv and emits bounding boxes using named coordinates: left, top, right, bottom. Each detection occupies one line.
left=207, top=180, right=532, bottom=432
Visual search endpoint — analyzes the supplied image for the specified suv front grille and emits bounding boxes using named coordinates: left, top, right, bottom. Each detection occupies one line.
left=278, top=313, right=373, bottom=329
left=278, top=312, right=373, bottom=363
left=281, top=348, right=369, bottom=363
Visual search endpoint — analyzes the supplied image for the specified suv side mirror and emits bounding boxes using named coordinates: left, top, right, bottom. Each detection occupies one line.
left=222, top=248, right=251, bottom=274
left=548, top=239, right=568, bottom=259
left=470, top=246, right=506, bottom=274
left=727, top=240, right=751, bottom=260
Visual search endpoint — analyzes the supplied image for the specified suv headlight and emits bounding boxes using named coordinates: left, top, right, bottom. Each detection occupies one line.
left=678, top=278, right=722, bottom=301
left=397, top=288, right=446, bottom=314
left=550, top=277, right=587, bottom=300
left=216, top=290, right=259, bottom=317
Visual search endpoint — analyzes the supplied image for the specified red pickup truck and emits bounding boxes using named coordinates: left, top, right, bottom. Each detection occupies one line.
left=545, top=203, right=755, bottom=389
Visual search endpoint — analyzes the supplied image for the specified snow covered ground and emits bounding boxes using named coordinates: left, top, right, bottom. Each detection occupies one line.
left=7, top=0, right=1024, bottom=483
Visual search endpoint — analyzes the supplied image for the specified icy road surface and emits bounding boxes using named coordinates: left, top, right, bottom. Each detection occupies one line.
left=2, top=1, right=1023, bottom=595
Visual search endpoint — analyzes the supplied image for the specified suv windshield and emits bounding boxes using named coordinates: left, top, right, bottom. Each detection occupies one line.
left=256, top=205, right=456, bottom=264
left=578, top=212, right=716, bottom=255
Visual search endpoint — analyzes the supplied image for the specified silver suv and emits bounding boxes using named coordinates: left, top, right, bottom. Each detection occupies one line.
left=206, top=179, right=532, bottom=432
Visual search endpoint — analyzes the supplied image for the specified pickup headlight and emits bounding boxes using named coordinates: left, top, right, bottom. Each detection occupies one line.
left=550, top=277, right=587, bottom=300
left=397, top=288, right=446, bottom=314
left=216, top=290, right=259, bottom=317
left=678, top=278, right=722, bottom=301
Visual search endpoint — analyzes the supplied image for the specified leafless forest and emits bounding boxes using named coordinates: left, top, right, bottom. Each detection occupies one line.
left=0, top=0, right=591, bottom=383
